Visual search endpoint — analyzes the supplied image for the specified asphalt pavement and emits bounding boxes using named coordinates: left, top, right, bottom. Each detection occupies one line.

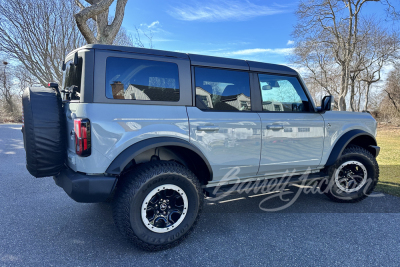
left=1, top=123, right=400, bottom=266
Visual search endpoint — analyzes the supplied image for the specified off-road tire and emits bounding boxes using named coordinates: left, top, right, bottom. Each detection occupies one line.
left=322, top=145, right=379, bottom=203
left=113, top=161, right=203, bottom=251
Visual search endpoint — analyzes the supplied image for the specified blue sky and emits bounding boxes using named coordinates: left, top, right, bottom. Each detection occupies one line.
left=117, top=0, right=398, bottom=66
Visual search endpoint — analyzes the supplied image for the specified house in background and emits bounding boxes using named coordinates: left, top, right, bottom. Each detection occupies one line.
left=195, top=87, right=251, bottom=111
left=110, top=81, right=125, bottom=99
left=110, top=81, right=179, bottom=101
left=195, top=87, right=213, bottom=108
left=124, top=85, right=151, bottom=100
left=262, top=101, right=284, bottom=112
left=221, top=93, right=251, bottom=111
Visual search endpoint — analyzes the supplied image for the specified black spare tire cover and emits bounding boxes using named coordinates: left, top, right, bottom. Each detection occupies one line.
left=22, top=87, right=66, bottom=178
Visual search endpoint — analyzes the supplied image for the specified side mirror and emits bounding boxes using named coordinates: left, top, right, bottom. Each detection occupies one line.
left=321, top=95, right=333, bottom=112
left=61, top=61, right=66, bottom=71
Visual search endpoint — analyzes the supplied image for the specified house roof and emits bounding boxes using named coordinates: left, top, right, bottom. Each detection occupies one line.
left=220, top=93, right=250, bottom=102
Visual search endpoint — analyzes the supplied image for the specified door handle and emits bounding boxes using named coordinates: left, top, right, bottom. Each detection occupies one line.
left=197, top=126, right=220, bottom=131
left=266, top=125, right=283, bottom=130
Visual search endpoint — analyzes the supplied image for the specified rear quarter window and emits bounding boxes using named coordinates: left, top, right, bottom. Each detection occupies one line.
left=62, top=58, right=83, bottom=101
left=105, top=57, right=180, bottom=102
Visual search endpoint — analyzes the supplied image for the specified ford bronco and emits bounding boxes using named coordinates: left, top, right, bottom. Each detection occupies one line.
left=22, top=44, right=380, bottom=251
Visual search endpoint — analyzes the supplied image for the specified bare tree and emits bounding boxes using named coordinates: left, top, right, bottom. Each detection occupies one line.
left=383, top=0, right=400, bottom=20
left=291, top=35, right=341, bottom=108
left=0, top=0, right=137, bottom=87
left=13, top=65, right=39, bottom=96
left=0, top=61, right=14, bottom=114
left=110, top=24, right=153, bottom=48
left=74, top=0, right=128, bottom=45
left=132, top=26, right=154, bottom=48
left=349, top=18, right=399, bottom=111
left=383, top=64, right=400, bottom=115
left=0, top=0, right=87, bottom=86
left=293, top=0, right=385, bottom=111
left=293, top=1, right=400, bottom=111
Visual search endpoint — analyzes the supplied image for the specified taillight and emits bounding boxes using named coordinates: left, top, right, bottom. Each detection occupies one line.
left=74, top=118, right=91, bottom=157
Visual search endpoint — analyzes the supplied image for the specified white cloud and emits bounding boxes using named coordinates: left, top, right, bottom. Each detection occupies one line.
left=148, top=21, right=160, bottom=29
left=168, top=0, right=288, bottom=21
left=137, top=21, right=170, bottom=35
left=287, top=40, right=295, bottom=45
left=226, top=48, right=294, bottom=56
left=152, top=38, right=176, bottom=42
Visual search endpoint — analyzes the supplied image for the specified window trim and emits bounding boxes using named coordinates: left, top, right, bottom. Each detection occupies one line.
left=253, top=72, right=317, bottom=113
left=93, top=50, right=191, bottom=106
left=193, top=66, right=254, bottom=113
left=105, top=56, right=181, bottom=102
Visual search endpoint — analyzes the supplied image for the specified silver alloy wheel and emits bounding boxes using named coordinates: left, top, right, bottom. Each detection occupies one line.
left=334, top=161, right=368, bottom=193
left=141, top=184, right=188, bottom=233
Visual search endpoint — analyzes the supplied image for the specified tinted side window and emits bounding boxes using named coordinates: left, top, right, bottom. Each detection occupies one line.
left=258, top=74, right=310, bottom=112
left=106, top=57, right=180, bottom=101
left=62, top=58, right=83, bottom=100
left=195, top=67, right=251, bottom=111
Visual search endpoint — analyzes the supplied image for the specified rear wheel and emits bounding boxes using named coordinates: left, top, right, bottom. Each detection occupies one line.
left=322, top=145, right=379, bottom=203
left=113, top=161, right=203, bottom=251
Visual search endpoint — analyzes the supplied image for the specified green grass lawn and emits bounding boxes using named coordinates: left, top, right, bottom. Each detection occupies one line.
left=375, top=126, right=400, bottom=197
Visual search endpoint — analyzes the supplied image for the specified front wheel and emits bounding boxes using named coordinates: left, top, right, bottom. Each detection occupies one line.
left=113, top=161, right=203, bottom=251
left=322, top=145, right=379, bottom=203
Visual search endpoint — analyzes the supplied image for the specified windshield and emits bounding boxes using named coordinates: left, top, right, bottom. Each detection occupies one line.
left=62, top=58, right=83, bottom=101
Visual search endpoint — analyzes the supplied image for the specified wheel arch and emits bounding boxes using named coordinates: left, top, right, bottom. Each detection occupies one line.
left=325, top=129, right=378, bottom=167
left=105, top=137, right=213, bottom=184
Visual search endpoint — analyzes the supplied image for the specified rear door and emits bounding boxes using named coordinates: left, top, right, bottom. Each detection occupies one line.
left=187, top=65, right=262, bottom=183
left=255, top=73, right=324, bottom=176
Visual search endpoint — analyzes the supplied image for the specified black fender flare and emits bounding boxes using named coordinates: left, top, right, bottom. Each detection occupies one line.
left=325, top=129, right=378, bottom=166
left=105, top=137, right=213, bottom=180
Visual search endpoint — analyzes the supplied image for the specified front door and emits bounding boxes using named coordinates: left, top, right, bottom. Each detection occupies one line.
left=187, top=67, right=261, bottom=182
left=256, top=73, right=324, bottom=176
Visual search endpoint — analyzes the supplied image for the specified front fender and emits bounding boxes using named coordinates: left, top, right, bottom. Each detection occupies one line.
left=324, top=129, right=377, bottom=166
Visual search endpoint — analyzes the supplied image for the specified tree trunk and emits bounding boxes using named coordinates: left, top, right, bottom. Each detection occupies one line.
left=364, top=83, right=371, bottom=111
left=339, top=66, right=348, bottom=111
left=357, top=80, right=362, bottom=112
left=349, top=78, right=356, bottom=112
left=74, top=0, right=129, bottom=45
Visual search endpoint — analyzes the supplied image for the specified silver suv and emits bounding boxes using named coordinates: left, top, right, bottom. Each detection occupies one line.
left=22, top=44, right=380, bottom=251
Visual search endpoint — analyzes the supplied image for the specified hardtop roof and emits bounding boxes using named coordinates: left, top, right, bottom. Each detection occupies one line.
left=69, top=44, right=298, bottom=76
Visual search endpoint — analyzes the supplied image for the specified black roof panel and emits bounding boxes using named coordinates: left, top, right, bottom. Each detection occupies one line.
left=247, top=60, right=298, bottom=75
left=71, top=45, right=298, bottom=75
left=73, top=44, right=189, bottom=59
left=188, top=54, right=249, bottom=71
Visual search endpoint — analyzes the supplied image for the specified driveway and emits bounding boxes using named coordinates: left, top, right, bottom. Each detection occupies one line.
left=1, top=124, right=399, bottom=266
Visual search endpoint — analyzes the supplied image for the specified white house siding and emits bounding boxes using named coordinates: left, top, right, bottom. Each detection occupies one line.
left=124, top=85, right=150, bottom=100
left=195, top=87, right=213, bottom=108
left=224, top=94, right=251, bottom=111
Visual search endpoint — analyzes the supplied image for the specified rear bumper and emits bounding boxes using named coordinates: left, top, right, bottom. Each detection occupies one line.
left=53, top=167, right=117, bottom=203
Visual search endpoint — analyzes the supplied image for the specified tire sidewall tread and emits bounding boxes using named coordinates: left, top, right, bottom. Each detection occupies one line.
left=324, top=145, right=379, bottom=203
left=113, top=161, right=203, bottom=251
